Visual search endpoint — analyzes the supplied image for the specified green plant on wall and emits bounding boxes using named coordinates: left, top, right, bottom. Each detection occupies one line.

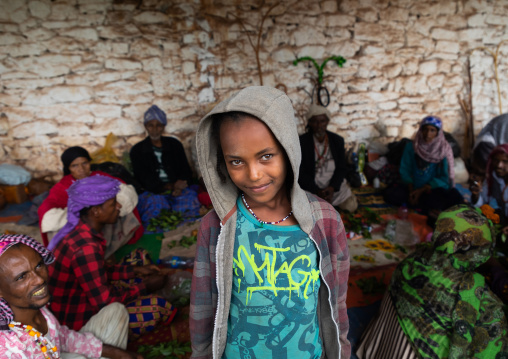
left=293, top=56, right=346, bottom=84
left=293, top=55, right=346, bottom=107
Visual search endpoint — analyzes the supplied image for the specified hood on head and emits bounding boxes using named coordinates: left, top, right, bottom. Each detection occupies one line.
left=196, top=86, right=312, bottom=231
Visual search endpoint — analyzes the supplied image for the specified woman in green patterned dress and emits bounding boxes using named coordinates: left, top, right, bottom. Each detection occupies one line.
left=357, top=204, right=508, bottom=359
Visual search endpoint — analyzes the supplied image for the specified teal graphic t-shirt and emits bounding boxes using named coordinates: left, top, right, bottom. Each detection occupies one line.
left=222, top=197, right=322, bottom=359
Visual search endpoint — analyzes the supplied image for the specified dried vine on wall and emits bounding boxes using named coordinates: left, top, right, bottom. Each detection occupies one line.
left=225, top=1, right=281, bottom=86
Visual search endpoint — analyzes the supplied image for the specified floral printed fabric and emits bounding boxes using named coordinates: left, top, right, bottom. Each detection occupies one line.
left=0, top=306, right=102, bottom=358
left=390, top=205, right=508, bottom=359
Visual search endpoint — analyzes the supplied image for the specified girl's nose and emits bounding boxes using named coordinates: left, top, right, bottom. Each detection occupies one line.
left=117, top=202, right=122, bottom=209
left=248, top=164, right=262, bottom=181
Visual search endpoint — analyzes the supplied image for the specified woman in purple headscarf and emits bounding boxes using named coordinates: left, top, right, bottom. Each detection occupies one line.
left=383, top=116, right=464, bottom=223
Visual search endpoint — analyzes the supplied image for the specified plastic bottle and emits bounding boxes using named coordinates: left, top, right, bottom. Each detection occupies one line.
left=158, top=256, right=195, bottom=269
left=373, top=177, right=380, bottom=189
left=351, top=152, right=359, bottom=171
left=398, top=203, right=409, bottom=220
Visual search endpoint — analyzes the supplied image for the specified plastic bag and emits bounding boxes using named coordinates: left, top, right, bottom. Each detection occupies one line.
left=90, top=132, right=120, bottom=164
left=0, top=164, right=31, bottom=185
left=394, top=219, right=419, bottom=248
left=157, top=270, right=192, bottom=308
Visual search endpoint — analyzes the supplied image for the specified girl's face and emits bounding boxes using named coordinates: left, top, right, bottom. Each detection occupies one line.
left=220, top=116, right=288, bottom=207
left=421, top=125, right=438, bottom=143
left=492, top=152, right=508, bottom=179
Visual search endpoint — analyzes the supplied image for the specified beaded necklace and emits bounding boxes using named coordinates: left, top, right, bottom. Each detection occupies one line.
left=8, top=321, right=60, bottom=359
left=314, top=134, right=329, bottom=170
left=241, top=193, right=293, bottom=226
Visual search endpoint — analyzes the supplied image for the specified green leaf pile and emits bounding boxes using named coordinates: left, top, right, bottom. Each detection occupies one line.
left=147, top=210, right=184, bottom=232
left=137, top=340, right=191, bottom=359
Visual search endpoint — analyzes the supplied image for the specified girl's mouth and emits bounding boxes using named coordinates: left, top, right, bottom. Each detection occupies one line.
left=248, top=183, right=270, bottom=193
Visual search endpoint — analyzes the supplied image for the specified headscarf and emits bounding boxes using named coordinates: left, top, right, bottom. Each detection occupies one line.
left=61, top=146, right=91, bottom=176
left=47, top=175, right=120, bottom=251
left=413, top=116, right=455, bottom=186
left=144, top=105, right=167, bottom=126
left=473, top=113, right=508, bottom=170
left=390, top=205, right=508, bottom=358
left=0, top=234, right=55, bottom=329
left=486, top=144, right=508, bottom=197
left=305, top=104, right=331, bottom=122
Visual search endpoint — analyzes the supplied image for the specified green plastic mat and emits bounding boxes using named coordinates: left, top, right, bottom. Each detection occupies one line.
left=114, top=233, right=165, bottom=263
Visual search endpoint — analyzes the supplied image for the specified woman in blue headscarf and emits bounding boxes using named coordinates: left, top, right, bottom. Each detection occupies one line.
left=384, top=116, right=464, bottom=222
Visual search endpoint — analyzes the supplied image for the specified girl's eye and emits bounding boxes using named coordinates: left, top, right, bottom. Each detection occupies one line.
left=230, top=160, right=242, bottom=166
left=261, top=154, right=273, bottom=161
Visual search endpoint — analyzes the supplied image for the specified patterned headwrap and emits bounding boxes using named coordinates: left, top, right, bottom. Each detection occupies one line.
left=0, top=234, right=55, bottom=329
left=47, top=175, right=120, bottom=251
left=486, top=144, right=508, bottom=197
left=144, top=105, right=167, bottom=126
left=305, top=104, right=331, bottom=122
left=413, top=115, right=455, bottom=186
left=419, top=115, right=442, bottom=130
left=61, top=146, right=91, bottom=176
left=390, top=205, right=507, bottom=358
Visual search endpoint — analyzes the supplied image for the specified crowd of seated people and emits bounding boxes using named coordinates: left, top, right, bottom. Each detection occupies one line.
left=47, top=175, right=174, bottom=338
left=37, top=146, right=143, bottom=257
left=5, top=95, right=508, bottom=358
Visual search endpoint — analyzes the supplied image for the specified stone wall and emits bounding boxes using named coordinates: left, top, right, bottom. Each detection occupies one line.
left=0, top=0, right=507, bottom=180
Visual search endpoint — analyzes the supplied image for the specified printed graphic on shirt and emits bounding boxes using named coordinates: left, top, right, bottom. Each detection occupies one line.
left=223, top=202, right=322, bottom=359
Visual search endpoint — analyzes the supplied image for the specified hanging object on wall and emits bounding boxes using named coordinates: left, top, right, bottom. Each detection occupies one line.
left=470, top=39, right=508, bottom=115
left=458, top=57, right=474, bottom=159
left=293, top=55, right=346, bottom=107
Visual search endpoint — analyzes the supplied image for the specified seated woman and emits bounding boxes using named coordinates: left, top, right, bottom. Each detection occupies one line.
left=38, top=146, right=143, bottom=256
left=471, top=113, right=508, bottom=175
left=130, top=105, right=201, bottom=230
left=471, top=144, right=508, bottom=235
left=299, top=104, right=358, bottom=212
left=356, top=205, right=508, bottom=358
left=383, top=116, right=463, bottom=222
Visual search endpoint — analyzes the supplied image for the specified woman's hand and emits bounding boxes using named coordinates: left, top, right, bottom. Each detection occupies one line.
left=469, top=179, right=482, bottom=204
left=102, top=344, right=144, bottom=359
left=142, top=273, right=167, bottom=293
left=318, top=186, right=334, bottom=203
left=409, top=185, right=430, bottom=206
left=172, top=180, right=188, bottom=197
left=503, top=226, right=508, bottom=236
left=133, top=264, right=161, bottom=278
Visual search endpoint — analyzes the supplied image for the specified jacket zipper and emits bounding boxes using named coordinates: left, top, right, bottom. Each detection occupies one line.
left=211, top=222, right=224, bottom=359
left=309, top=233, right=342, bottom=359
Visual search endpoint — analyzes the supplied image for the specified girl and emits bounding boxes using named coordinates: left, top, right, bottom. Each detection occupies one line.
left=190, top=87, right=350, bottom=359
left=471, top=144, right=508, bottom=235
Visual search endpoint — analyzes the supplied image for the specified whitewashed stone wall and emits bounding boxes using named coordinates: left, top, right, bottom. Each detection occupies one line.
left=0, top=0, right=507, bottom=179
